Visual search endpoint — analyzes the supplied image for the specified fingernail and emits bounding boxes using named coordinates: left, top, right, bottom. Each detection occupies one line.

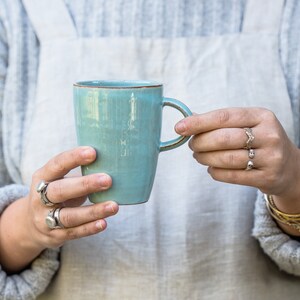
left=175, top=121, right=186, bottom=134
left=82, top=147, right=94, bottom=159
left=98, top=174, right=110, bottom=187
left=96, top=219, right=106, bottom=230
left=105, top=202, right=118, bottom=213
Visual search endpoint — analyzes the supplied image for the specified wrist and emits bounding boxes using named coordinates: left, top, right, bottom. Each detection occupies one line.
left=0, top=197, right=45, bottom=273
left=270, top=146, right=300, bottom=213
left=272, top=193, right=300, bottom=214
left=265, top=194, right=300, bottom=236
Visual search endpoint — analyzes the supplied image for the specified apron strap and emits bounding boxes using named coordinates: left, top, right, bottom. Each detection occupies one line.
left=22, top=0, right=77, bottom=42
left=242, top=0, right=284, bottom=34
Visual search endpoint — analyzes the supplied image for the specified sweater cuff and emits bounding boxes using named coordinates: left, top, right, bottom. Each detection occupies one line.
left=0, top=184, right=60, bottom=299
left=252, top=191, right=300, bottom=276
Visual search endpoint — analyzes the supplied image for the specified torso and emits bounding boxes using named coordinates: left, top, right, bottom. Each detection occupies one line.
left=2, top=0, right=300, bottom=299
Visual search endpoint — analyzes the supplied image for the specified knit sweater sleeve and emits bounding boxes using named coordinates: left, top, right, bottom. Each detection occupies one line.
left=0, top=185, right=60, bottom=300
left=252, top=191, right=300, bottom=276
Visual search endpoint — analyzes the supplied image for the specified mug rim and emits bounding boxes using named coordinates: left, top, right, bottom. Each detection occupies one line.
left=73, top=80, right=162, bottom=89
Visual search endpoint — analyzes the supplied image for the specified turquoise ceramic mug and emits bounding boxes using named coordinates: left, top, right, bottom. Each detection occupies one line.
left=73, top=80, right=192, bottom=205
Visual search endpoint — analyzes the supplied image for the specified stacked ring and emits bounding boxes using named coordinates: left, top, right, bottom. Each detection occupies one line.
left=244, top=128, right=255, bottom=170
left=36, top=180, right=55, bottom=206
left=45, top=207, right=65, bottom=230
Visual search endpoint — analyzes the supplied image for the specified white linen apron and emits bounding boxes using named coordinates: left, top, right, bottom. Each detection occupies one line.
left=20, top=0, right=300, bottom=299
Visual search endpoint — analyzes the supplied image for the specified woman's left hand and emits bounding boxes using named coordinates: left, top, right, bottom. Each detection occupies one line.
left=175, top=107, right=300, bottom=211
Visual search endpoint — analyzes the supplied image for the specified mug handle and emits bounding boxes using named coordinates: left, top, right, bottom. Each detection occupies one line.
left=159, top=97, right=193, bottom=152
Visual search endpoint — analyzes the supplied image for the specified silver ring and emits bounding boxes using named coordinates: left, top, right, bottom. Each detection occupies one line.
left=248, top=148, right=255, bottom=159
left=54, top=207, right=65, bottom=229
left=45, top=207, right=65, bottom=229
left=244, top=128, right=255, bottom=150
left=245, top=160, right=254, bottom=171
left=36, top=180, right=55, bottom=207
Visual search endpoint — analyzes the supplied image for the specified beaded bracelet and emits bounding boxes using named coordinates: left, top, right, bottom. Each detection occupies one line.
left=264, top=194, right=300, bottom=232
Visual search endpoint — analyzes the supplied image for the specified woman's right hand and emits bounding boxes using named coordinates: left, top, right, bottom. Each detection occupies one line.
left=26, top=146, right=119, bottom=250
left=0, top=146, right=119, bottom=274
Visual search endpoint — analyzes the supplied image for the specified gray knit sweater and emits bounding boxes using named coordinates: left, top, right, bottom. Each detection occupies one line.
left=0, top=0, right=300, bottom=299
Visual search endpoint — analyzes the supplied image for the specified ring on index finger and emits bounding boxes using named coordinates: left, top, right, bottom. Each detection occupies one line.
left=36, top=180, right=55, bottom=207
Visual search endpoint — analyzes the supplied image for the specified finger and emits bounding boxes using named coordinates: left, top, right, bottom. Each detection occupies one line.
left=35, top=146, right=97, bottom=182
left=193, top=149, right=262, bottom=170
left=64, top=196, right=87, bottom=207
left=46, top=173, right=112, bottom=204
left=57, top=201, right=119, bottom=228
left=208, top=167, right=265, bottom=188
left=189, top=127, right=259, bottom=152
left=175, top=107, right=264, bottom=136
left=52, top=219, right=108, bottom=244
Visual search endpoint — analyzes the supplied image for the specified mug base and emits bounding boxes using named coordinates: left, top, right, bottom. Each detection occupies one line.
left=88, top=197, right=149, bottom=206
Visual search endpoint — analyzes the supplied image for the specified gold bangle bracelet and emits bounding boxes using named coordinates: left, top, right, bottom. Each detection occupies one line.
left=264, top=194, right=300, bottom=232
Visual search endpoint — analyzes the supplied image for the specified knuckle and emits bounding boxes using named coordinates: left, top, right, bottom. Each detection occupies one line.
left=65, top=229, right=79, bottom=240
left=266, top=131, right=281, bottom=147
left=266, top=149, right=284, bottom=171
left=217, top=110, right=230, bottom=126
left=47, top=232, right=65, bottom=247
left=50, top=156, right=67, bottom=174
left=271, top=150, right=284, bottom=166
left=81, top=225, right=90, bottom=236
left=32, top=169, right=45, bottom=188
left=38, top=234, right=51, bottom=247
left=88, top=207, right=100, bottom=220
left=65, top=226, right=91, bottom=240
left=31, top=220, right=66, bottom=248
left=34, top=230, right=62, bottom=248
left=81, top=176, right=91, bottom=192
left=31, top=191, right=41, bottom=207
left=32, top=169, right=42, bottom=182
left=42, top=234, right=58, bottom=247
left=223, top=152, right=235, bottom=168
left=192, top=117, right=202, bottom=131
left=261, top=109, right=277, bottom=123
left=32, top=214, right=44, bottom=230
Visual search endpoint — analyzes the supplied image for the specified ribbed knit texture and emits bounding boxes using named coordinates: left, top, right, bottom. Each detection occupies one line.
left=0, top=1, right=300, bottom=299
left=252, top=192, right=300, bottom=276
left=65, top=0, right=246, bottom=37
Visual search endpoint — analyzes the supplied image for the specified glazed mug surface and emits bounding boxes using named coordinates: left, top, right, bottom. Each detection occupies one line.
left=73, top=80, right=192, bottom=205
